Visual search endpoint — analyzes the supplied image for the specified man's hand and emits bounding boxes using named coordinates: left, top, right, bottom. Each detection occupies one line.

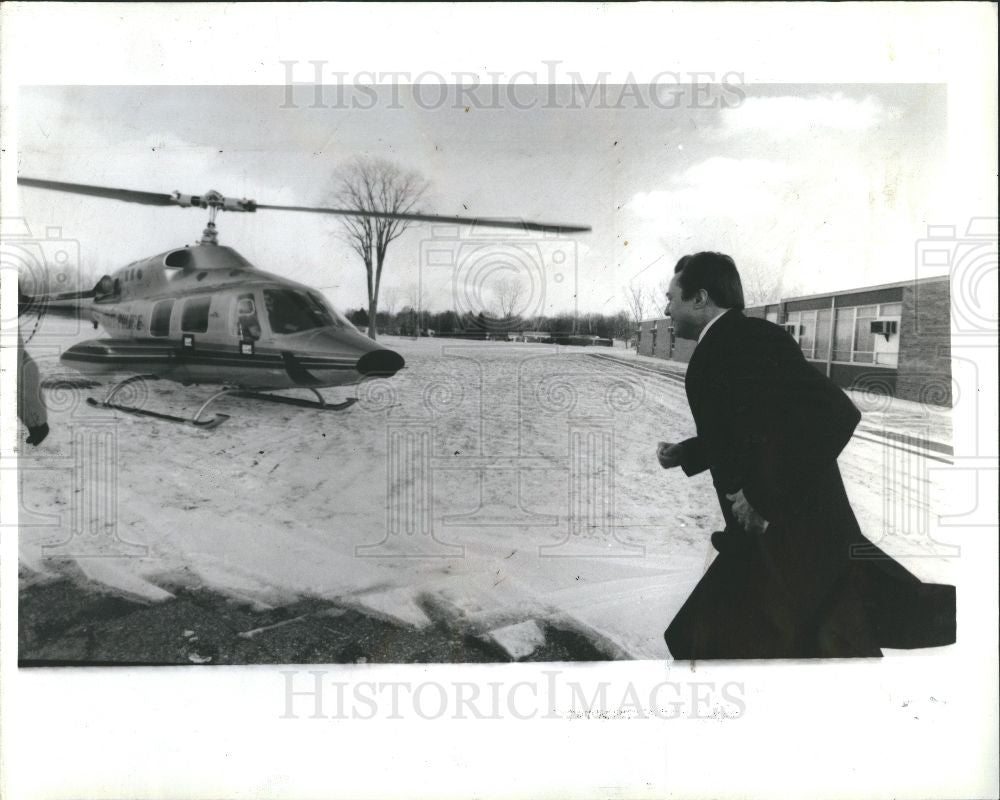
left=657, top=441, right=683, bottom=469
left=725, top=489, right=769, bottom=534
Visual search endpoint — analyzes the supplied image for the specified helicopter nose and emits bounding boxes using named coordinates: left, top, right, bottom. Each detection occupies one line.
left=357, top=349, right=405, bottom=377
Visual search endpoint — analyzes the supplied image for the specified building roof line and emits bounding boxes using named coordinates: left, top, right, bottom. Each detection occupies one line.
left=774, top=273, right=949, bottom=304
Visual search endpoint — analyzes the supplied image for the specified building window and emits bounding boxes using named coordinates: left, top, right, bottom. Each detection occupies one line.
left=873, top=302, right=902, bottom=367
left=785, top=308, right=831, bottom=361
left=851, top=305, right=878, bottom=363
left=786, top=310, right=822, bottom=359
left=799, top=310, right=817, bottom=359
left=786, top=310, right=801, bottom=343
left=815, top=307, right=832, bottom=360
left=833, top=307, right=855, bottom=362
left=831, top=304, right=900, bottom=365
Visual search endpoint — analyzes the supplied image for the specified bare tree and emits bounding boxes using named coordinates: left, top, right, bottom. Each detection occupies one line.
left=611, top=309, right=631, bottom=343
left=739, top=239, right=804, bottom=307
left=334, top=157, right=430, bottom=340
left=492, top=275, right=524, bottom=320
left=623, top=284, right=656, bottom=346
left=655, top=276, right=671, bottom=311
left=380, top=285, right=402, bottom=319
left=740, top=261, right=787, bottom=307
left=404, top=281, right=430, bottom=337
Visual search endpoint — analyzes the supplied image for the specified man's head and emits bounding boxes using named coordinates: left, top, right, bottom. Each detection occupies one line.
left=666, top=252, right=745, bottom=340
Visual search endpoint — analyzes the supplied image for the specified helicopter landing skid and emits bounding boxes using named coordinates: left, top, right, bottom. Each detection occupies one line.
left=85, top=397, right=230, bottom=429
left=86, top=375, right=231, bottom=429
left=232, top=388, right=358, bottom=411
left=84, top=379, right=355, bottom=429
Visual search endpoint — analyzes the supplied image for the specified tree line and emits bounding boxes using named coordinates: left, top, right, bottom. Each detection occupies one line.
left=344, top=306, right=634, bottom=342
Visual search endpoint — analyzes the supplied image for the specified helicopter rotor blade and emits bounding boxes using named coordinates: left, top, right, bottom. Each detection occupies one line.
left=17, top=177, right=177, bottom=206
left=255, top=203, right=591, bottom=234
left=18, top=176, right=592, bottom=234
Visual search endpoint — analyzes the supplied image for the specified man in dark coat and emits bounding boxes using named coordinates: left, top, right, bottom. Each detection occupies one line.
left=658, top=252, right=955, bottom=659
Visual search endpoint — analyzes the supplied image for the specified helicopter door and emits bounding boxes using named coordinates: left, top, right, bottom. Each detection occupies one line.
left=235, top=292, right=262, bottom=342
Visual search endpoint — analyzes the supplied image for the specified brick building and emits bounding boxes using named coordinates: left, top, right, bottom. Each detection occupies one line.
left=637, top=318, right=695, bottom=362
left=636, top=275, right=952, bottom=406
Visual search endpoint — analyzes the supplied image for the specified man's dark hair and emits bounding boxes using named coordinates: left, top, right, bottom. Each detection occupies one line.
left=673, top=252, right=745, bottom=310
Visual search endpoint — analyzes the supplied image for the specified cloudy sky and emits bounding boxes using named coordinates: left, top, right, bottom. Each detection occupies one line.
left=16, top=83, right=947, bottom=316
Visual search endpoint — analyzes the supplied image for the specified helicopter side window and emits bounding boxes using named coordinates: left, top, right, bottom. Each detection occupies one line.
left=264, top=289, right=337, bottom=334
left=181, top=296, right=212, bottom=333
left=150, top=299, right=174, bottom=337
left=236, top=293, right=262, bottom=341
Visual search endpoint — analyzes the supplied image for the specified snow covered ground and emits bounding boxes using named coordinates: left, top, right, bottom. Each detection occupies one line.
left=16, top=316, right=958, bottom=660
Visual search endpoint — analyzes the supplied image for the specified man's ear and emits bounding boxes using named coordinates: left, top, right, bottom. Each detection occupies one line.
left=695, top=289, right=710, bottom=308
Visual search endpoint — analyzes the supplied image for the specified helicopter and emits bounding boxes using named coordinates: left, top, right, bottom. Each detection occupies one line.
left=17, top=177, right=591, bottom=429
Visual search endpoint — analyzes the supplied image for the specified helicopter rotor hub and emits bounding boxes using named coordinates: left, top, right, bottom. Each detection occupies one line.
left=167, top=189, right=257, bottom=245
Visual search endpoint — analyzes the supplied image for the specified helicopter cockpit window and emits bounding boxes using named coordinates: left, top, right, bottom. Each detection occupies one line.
left=236, top=293, right=262, bottom=341
left=263, top=289, right=340, bottom=334
left=310, top=291, right=355, bottom=330
left=181, top=296, right=212, bottom=333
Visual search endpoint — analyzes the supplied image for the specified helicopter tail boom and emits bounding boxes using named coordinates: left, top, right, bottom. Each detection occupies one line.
left=19, top=288, right=97, bottom=319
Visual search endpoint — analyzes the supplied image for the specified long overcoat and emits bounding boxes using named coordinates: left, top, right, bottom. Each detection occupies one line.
left=664, top=310, right=955, bottom=659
